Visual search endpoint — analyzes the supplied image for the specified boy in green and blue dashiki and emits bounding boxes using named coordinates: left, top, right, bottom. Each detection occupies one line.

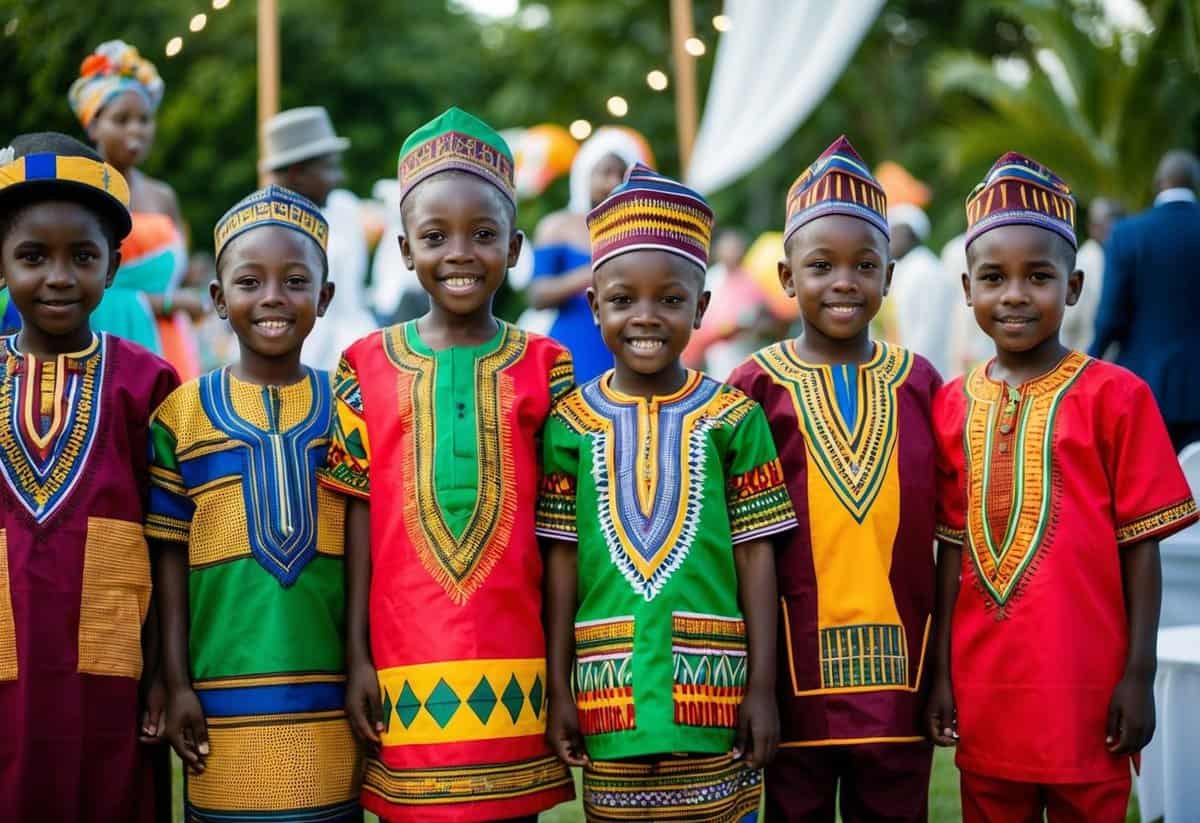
left=537, top=163, right=797, bottom=823
left=146, top=185, right=362, bottom=822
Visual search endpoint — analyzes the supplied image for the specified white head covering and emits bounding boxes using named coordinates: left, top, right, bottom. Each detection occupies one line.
left=887, top=203, right=931, bottom=241
left=568, top=127, right=652, bottom=214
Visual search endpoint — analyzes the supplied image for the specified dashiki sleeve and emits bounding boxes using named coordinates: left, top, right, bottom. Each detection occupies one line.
left=146, top=390, right=196, bottom=544
left=1107, top=379, right=1199, bottom=545
left=321, top=353, right=372, bottom=499
left=933, top=381, right=968, bottom=545
left=535, top=408, right=581, bottom=543
left=722, top=402, right=796, bottom=543
left=548, top=347, right=575, bottom=405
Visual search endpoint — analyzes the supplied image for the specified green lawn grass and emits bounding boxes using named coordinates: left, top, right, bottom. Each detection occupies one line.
left=171, top=746, right=1141, bottom=821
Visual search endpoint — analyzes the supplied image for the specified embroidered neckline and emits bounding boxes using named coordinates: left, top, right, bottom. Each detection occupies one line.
left=385, top=320, right=527, bottom=604
left=755, top=340, right=910, bottom=523
left=199, top=367, right=328, bottom=586
left=0, top=333, right=105, bottom=523
left=962, top=351, right=1090, bottom=609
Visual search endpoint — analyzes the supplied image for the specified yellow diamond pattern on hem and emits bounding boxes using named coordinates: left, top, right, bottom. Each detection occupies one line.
left=376, top=658, right=547, bottom=746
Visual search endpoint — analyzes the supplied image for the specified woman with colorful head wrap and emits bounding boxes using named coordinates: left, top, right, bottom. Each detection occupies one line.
left=69, top=40, right=203, bottom=377
left=524, top=127, right=654, bottom=383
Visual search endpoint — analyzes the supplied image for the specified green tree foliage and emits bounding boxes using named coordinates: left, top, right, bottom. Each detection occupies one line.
left=2, top=0, right=1196, bottom=257
left=930, top=0, right=1200, bottom=212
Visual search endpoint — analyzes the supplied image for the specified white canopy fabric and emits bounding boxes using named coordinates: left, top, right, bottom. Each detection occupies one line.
left=687, top=0, right=885, bottom=195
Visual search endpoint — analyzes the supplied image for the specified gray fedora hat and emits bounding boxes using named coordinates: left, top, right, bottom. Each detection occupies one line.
left=259, top=106, right=351, bottom=172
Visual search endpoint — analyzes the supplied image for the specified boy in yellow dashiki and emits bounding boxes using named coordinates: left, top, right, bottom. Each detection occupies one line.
left=319, top=108, right=574, bottom=822
left=146, top=185, right=362, bottom=822
left=538, top=164, right=797, bottom=823
left=728, top=137, right=940, bottom=822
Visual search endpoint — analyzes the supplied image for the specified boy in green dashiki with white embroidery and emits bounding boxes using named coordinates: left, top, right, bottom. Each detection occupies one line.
left=147, top=185, right=363, bottom=822
left=537, top=163, right=797, bottom=823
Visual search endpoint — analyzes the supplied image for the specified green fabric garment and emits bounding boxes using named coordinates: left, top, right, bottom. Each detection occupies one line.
left=405, top=321, right=507, bottom=540
left=190, top=556, right=345, bottom=679
left=537, top=372, right=795, bottom=760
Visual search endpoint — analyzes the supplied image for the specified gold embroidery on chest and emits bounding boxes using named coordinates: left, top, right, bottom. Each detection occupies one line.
left=385, top=325, right=526, bottom=604
left=755, top=342, right=910, bottom=523
left=963, top=352, right=1089, bottom=609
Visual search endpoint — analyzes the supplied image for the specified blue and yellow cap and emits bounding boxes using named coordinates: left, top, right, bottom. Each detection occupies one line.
left=213, top=184, right=329, bottom=262
left=0, top=134, right=132, bottom=239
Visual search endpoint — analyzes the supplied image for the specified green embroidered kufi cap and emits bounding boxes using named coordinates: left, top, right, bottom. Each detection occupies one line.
left=397, top=107, right=516, bottom=207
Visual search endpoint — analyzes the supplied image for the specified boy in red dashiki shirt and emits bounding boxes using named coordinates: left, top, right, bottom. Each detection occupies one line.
left=319, top=108, right=574, bottom=823
left=927, top=152, right=1199, bottom=821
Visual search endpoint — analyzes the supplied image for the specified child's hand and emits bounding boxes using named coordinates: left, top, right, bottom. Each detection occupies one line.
left=346, top=659, right=384, bottom=752
left=925, top=675, right=958, bottom=746
left=545, top=692, right=589, bottom=767
left=1106, top=672, right=1155, bottom=754
left=139, top=673, right=167, bottom=744
left=165, top=688, right=209, bottom=774
left=731, top=685, right=779, bottom=768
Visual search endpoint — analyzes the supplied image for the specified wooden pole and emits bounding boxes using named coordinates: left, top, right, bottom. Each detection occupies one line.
left=669, top=0, right=698, bottom=176
left=257, top=0, right=280, bottom=185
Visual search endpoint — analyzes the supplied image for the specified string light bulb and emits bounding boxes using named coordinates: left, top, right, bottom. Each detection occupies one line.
left=646, top=70, right=669, bottom=91
left=569, top=119, right=593, bottom=140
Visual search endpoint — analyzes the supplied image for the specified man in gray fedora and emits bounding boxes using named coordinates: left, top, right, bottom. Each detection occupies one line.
left=261, top=106, right=376, bottom=370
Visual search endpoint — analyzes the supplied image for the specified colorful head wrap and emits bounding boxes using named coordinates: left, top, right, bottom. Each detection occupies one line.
left=68, top=41, right=164, bottom=128
left=397, top=107, right=515, bottom=207
left=0, top=132, right=132, bottom=240
left=214, top=185, right=329, bottom=263
left=785, top=136, right=889, bottom=245
left=586, top=162, right=714, bottom=273
left=965, top=152, right=1077, bottom=250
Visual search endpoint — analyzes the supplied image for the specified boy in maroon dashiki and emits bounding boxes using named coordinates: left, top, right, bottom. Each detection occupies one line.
left=728, top=136, right=938, bottom=822
left=0, top=133, right=179, bottom=821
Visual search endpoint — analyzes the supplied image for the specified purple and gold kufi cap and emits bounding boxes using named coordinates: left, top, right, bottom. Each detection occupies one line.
left=586, top=162, right=713, bottom=272
left=965, top=152, right=1077, bottom=250
left=785, top=136, right=889, bottom=244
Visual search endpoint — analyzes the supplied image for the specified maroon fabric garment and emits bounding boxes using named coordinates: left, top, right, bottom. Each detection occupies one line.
left=0, top=334, right=178, bottom=821
left=728, top=342, right=941, bottom=746
left=765, top=741, right=932, bottom=822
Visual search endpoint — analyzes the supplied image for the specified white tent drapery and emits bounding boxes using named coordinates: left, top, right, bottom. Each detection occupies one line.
left=686, top=0, right=885, bottom=194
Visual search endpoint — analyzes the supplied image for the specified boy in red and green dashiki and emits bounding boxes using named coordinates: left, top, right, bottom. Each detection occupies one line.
left=728, top=136, right=940, bottom=822
left=538, top=164, right=797, bottom=823
left=926, top=152, right=1199, bottom=821
left=319, top=108, right=574, bottom=823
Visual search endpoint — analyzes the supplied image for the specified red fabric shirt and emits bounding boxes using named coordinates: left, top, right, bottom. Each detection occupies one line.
left=320, top=322, right=574, bottom=822
left=934, top=353, right=1198, bottom=783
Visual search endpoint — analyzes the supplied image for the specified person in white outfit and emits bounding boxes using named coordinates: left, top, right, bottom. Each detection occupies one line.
left=1062, top=197, right=1123, bottom=353
left=886, top=204, right=957, bottom=377
left=260, top=106, right=376, bottom=371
